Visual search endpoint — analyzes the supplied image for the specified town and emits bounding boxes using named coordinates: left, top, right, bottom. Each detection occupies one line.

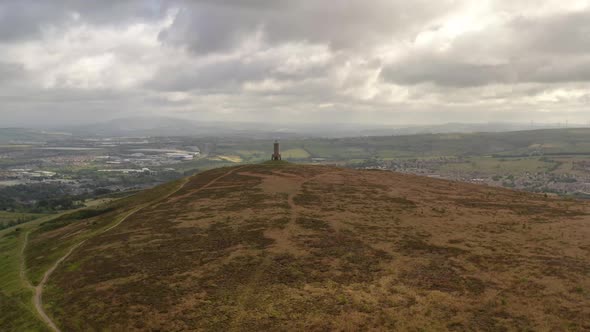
left=355, top=156, right=590, bottom=197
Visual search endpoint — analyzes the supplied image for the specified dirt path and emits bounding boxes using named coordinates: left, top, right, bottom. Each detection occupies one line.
left=21, top=167, right=244, bottom=332
left=230, top=170, right=336, bottom=328
left=26, top=205, right=150, bottom=332
left=33, top=243, right=82, bottom=331
left=20, top=231, right=34, bottom=291
left=168, top=166, right=247, bottom=202
left=284, top=171, right=337, bottom=227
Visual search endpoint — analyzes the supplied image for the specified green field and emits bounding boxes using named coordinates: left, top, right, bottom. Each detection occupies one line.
left=281, top=148, right=311, bottom=159
left=0, top=212, right=48, bottom=229
left=212, top=128, right=590, bottom=162
left=201, top=129, right=590, bottom=197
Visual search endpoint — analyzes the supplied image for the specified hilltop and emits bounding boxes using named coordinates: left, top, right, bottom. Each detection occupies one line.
left=6, top=162, right=590, bottom=331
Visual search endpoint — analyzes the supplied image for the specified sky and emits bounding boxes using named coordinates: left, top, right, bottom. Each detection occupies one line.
left=0, top=0, right=589, bottom=127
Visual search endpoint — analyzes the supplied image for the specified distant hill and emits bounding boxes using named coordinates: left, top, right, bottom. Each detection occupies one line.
left=381, top=122, right=567, bottom=135
left=215, top=128, right=590, bottom=162
left=20, top=163, right=589, bottom=331
left=0, top=128, right=71, bottom=144
left=59, top=117, right=303, bottom=139
left=55, top=117, right=580, bottom=138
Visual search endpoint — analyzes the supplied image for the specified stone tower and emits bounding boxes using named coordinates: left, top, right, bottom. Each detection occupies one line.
left=271, top=140, right=281, bottom=160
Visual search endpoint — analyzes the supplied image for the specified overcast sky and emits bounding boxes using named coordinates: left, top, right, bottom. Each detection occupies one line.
left=1, top=0, right=589, bottom=127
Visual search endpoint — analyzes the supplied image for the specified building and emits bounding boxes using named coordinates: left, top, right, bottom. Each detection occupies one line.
left=271, top=140, right=282, bottom=160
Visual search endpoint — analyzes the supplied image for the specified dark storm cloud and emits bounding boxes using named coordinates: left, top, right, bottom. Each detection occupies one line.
left=381, top=55, right=590, bottom=87
left=381, top=8, right=590, bottom=87
left=145, top=52, right=332, bottom=92
left=0, top=62, right=25, bottom=82
left=145, top=59, right=273, bottom=91
left=381, top=56, right=513, bottom=87
left=0, top=2, right=62, bottom=41
left=158, top=0, right=463, bottom=54
left=0, top=0, right=170, bottom=42
left=513, top=10, right=590, bottom=54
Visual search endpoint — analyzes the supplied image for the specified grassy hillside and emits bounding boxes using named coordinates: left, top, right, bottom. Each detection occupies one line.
left=0, top=176, right=191, bottom=331
left=29, top=163, right=590, bottom=331
left=0, top=229, right=48, bottom=331
left=0, top=216, right=53, bottom=332
left=25, top=179, right=186, bottom=285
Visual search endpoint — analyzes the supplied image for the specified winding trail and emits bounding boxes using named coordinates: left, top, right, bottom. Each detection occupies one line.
left=21, top=166, right=246, bottom=332
left=20, top=231, right=33, bottom=291
left=30, top=206, right=144, bottom=332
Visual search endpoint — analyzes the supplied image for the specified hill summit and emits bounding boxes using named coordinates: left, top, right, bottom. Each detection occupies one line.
left=34, top=163, right=589, bottom=330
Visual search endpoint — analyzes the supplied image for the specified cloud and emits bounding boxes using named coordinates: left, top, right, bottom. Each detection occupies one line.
left=0, top=1, right=171, bottom=42
left=0, top=0, right=590, bottom=126
left=380, top=7, right=590, bottom=87
left=145, top=42, right=333, bottom=92
left=0, top=62, right=26, bottom=83
left=157, top=0, right=467, bottom=54
left=513, top=10, right=590, bottom=54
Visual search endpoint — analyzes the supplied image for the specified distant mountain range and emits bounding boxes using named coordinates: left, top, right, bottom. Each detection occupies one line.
left=60, top=117, right=584, bottom=138
left=3, top=117, right=585, bottom=140
left=54, top=117, right=308, bottom=139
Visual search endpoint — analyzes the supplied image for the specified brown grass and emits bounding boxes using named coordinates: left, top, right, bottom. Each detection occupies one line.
left=39, top=163, right=590, bottom=331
